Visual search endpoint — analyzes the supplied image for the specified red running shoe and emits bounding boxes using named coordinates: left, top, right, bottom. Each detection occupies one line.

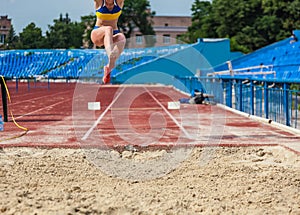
left=102, top=66, right=111, bottom=84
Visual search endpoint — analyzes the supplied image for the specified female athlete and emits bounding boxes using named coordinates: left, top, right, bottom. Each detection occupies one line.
left=91, top=0, right=126, bottom=84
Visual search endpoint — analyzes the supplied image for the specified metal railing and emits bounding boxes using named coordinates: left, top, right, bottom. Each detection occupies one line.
left=175, top=76, right=300, bottom=129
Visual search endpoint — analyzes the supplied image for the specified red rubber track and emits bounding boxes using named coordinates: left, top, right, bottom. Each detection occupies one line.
left=0, top=82, right=299, bottom=154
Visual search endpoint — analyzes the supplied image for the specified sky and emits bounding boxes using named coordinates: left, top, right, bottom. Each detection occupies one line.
left=1, top=0, right=195, bottom=34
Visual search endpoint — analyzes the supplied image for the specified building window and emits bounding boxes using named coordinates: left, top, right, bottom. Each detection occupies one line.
left=163, top=34, right=170, bottom=44
left=165, top=23, right=169, bottom=27
left=136, top=34, right=143, bottom=45
left=0, top=34, right=6, bottom=44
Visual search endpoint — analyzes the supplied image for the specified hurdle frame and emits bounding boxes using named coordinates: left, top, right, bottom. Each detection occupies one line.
left=0, top=76, right=8, bottom=122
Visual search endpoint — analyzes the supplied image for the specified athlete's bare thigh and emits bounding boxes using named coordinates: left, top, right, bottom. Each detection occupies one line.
left=91, top=27, right=106, bottom=47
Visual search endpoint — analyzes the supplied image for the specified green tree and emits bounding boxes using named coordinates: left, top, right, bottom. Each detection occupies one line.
left=45, top=13, right=85, bottom=49
left=4, top=25, right=19, bottom=50
left=185, top=0, right=216, bottom=43
left=81, top=14, right=96, bottom=48
left=18, top=23, right=45, bottom=49
left=187, top=0, right=300, bottom=53
left=212, top=0, right=265, bottom=52
left=118, top=0, right=156, bottom=46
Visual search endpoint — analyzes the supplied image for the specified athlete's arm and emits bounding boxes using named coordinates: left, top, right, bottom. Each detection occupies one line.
left=117, top=0, right=124, bottom=8
left=94, top=0, right=103, bottom=9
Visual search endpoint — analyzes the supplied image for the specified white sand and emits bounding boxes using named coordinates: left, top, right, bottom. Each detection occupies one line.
left=1, top=146, right=300, bottom=214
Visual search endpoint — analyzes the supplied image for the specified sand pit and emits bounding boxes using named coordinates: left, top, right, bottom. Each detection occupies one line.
left=1, top=146, right=300, bottom=214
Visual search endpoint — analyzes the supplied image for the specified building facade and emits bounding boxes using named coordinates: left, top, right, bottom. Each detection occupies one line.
left=0, top=16, right=11, bottom=47
left=128, top=16, right=192, bottom=48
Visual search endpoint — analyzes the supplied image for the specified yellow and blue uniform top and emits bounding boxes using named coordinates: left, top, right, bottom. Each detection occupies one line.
left=96, top=0, right=122, bottom=21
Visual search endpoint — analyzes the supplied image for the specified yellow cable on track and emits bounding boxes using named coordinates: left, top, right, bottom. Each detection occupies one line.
left=0, top=76, right=28, bottom=142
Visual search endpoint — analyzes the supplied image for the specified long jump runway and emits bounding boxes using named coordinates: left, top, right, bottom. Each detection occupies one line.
left=0, top=83, right=300, bottom=154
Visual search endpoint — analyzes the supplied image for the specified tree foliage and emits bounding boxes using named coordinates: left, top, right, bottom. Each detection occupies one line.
left=119, top=0, right=155, bottom=37
left=186, top=0, right=300, bottom=53
left=118, top=0, right=155, bottom=47
left=5, top=25, right=19, bottom=49
left=81, top=14, right=96, bottom=49
left=7, top=0, right=300, bottom=52
left=45, top=13, right=85, bottom=49
left=18, top=23, right=45, bottom=49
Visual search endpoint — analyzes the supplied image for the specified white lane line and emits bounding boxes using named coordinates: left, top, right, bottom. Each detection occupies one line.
left=10, top=89, right=75, bottom=106
left=144, top=87, right=193, bottom=140
left=81, top=86, right=126, bottom=141
left=13, top=98, right=72, bottom=120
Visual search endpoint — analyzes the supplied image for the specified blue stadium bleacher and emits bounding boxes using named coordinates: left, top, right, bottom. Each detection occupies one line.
left=0, top=43, right=191, bottom=80
left=2, top=30, right=300, bottom=83
left=0, top=49, right=98, bottom=79
left=110, top=44, right=192, bottom=78
left=213, top=30, right=300, bottom=82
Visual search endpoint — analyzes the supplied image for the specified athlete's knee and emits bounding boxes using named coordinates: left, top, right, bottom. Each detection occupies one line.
left=91, top=30, right=103, bottom=45
left=91, top=34, right=97, bottom=43
left=113, top=33, right=126, bottom=46
left=118, top=33, right=126, bottom=42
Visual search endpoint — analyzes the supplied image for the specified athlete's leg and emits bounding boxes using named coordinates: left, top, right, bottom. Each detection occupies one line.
left=91, top=28, right=126, bottom=84
left=91, top=26, right=114, bottom=84
left=91, top=26, right=115, bottom=56
left=103, top=33, right=126, bottom=84
left=107, top=33, right=126, bottom=69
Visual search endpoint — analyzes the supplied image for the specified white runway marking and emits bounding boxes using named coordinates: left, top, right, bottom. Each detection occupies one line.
left=13, top=98, right=72, bottom=120
left=81, top=86, right=126, bottom=141
left=144, top=87, right=193, bottom=140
